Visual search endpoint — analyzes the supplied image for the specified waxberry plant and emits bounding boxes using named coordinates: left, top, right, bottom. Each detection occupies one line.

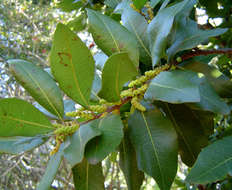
left=1, top=0, right=232, bottom=189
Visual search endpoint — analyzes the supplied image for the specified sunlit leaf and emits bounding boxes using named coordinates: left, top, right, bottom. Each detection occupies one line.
left=0, top=98, right=53, bottom=137
left=98, top=52, right=138, bottom=102
left=8, top=59, right=64, bottom=119
left=87, top=9, right=139, bottom=67
left=50, top=23, right=95, bottom=107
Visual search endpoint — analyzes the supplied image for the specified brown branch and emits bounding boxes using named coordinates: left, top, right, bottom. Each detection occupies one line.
left=80, top=96, right=132, bottom=126
left=173, top=48, right=232, bottom=65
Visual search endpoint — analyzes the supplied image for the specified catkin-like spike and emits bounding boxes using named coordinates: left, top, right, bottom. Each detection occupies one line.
left=89, top=105, right=107, bottom=113
left=120, top=88, right=133, bottom=98
left=131, top=97, right=146, bottom=112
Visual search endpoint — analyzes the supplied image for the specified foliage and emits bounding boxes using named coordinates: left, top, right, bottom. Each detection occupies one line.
left=1, top=0, right=232, bottom=189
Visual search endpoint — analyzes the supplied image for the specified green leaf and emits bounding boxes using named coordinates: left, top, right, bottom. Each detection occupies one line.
left=36, top=143, right=65, bottom=190
left=87, top=9, right=139, bottom=67
left=147, top=0, right=188, bottom=66
left=182, top=57, right=232, bottom=98
left=85, top=114, right=124, bottom=164
left=64, top=121, right=101, bottom=167
left=0, top=136, right=47, bottom=154
left=72, top=159, right=105, bottom=190
left=50, top=23, right=95, bottom=107
left=176, top=69, right=230, bottom=115
left=150, top=0, right=162, bottom=8
left=57, top=0, right=82, bottom=12
left=161, top=103, right=211, bottom=166
left=105, top=0, right=122, bottom=8
left=186, top=136, right=232, bottom=184
left=119, top=128, right=144, bottom=190
left=8, top=59, right=64, bottom=119
left=133, top=0, right=147, bottom=9
left=145, top=70, right=200, bottom=103
left=67, top=12, right=87, bottom=32
left=98, top=52, right=138, bottom=102
left=128, top=108, right=178, bottom=190
left=167, top=19, right=227, bottom=59
left=189, top=77, right=230, bottom=115
left=0, top=98, right=53, bottom=137
left=121, top=3, right=151, bottom=64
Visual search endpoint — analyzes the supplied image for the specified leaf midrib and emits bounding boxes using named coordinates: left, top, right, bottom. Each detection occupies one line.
left=189, top=156, right=232, bottom=182
left=141, top=112, right=165, bottom=189
left=164, top=103, right=196, bottom=161
left=2, top=115, right=53, bottom=129
left=19, top=64, right=63, bottom=120
left=92, top=11, right=120, bottom=52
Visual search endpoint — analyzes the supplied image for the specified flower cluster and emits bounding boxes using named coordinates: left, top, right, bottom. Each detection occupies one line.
left=50, top=123, right=79, bottom=155
left=120, top=64, right=169, bottom=112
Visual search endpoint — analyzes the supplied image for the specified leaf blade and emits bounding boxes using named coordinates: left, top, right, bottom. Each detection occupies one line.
left=128, top=108, right=178, bottom=190
left=0, top=98, right=53, bottom=137
left=50, top=23, right=95, bottom=107
left=87, top=9, right=139, bottom=67
left=85, top=114, right=124, bottom=164
left=145, top=70, right=200, bottom=103
left=64, top=121, right=102, bottom=167
left=72, top=159, right=105, bottom=190
left=98, top=52, right=138, bottom=102
left=8, top=59, right=64, bottom=118
left=186, top=136, right=232, bottom=184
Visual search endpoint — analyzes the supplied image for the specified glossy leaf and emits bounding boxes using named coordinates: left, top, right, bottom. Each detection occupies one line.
left=57, top=0, right=82, bottom=12
left=87, top=9, right=139, bottom=67
left=72, top=159, right=105, bottom=190
left=85, top=114, right=124, bottom=164
left=177, top=70, right=230, bottom=114
left=150, top=0, right=162, bottom=8
left=98, top=52, right=138, bottom=102
left=162, top=103, right=210, bottom=166
left=119, top=129, right=144, bottom=190
left=67, top=12, right=86, bottom=32
left=147, top=0, right=188, bottom=66
left=64, top=121, right=101, bottom=167
left=128, top=108, right=178, bottom=190
left=36, top=143, right=65, bottom=190
left=121, top=3, right=151, bottom=64
left=0, top=136, right=47, bottom=154
left=8, top=59, right=64, bottom=119
left=145, top=70, right=200, bottom=103
left=167, top=18, right=227, bottom=59
left=105, top=0, right=122, bottom=8
left=133, top=0, right=147, bottom=9
left=0, top=98, right=53, bottom=137
left=186, top=136, right=232, bottom=184
left=50, top=23, right=95, bottom=107
left=182, top=57, right=232, bottom=98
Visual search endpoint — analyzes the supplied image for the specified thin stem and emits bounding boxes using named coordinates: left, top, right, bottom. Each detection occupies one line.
left=173, top=48, right=232, bottom=65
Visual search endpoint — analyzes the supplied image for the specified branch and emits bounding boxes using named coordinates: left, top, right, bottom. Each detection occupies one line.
left=80, top=97, right=132, bottom=126
left=173, top=48, right=232, bottom=65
